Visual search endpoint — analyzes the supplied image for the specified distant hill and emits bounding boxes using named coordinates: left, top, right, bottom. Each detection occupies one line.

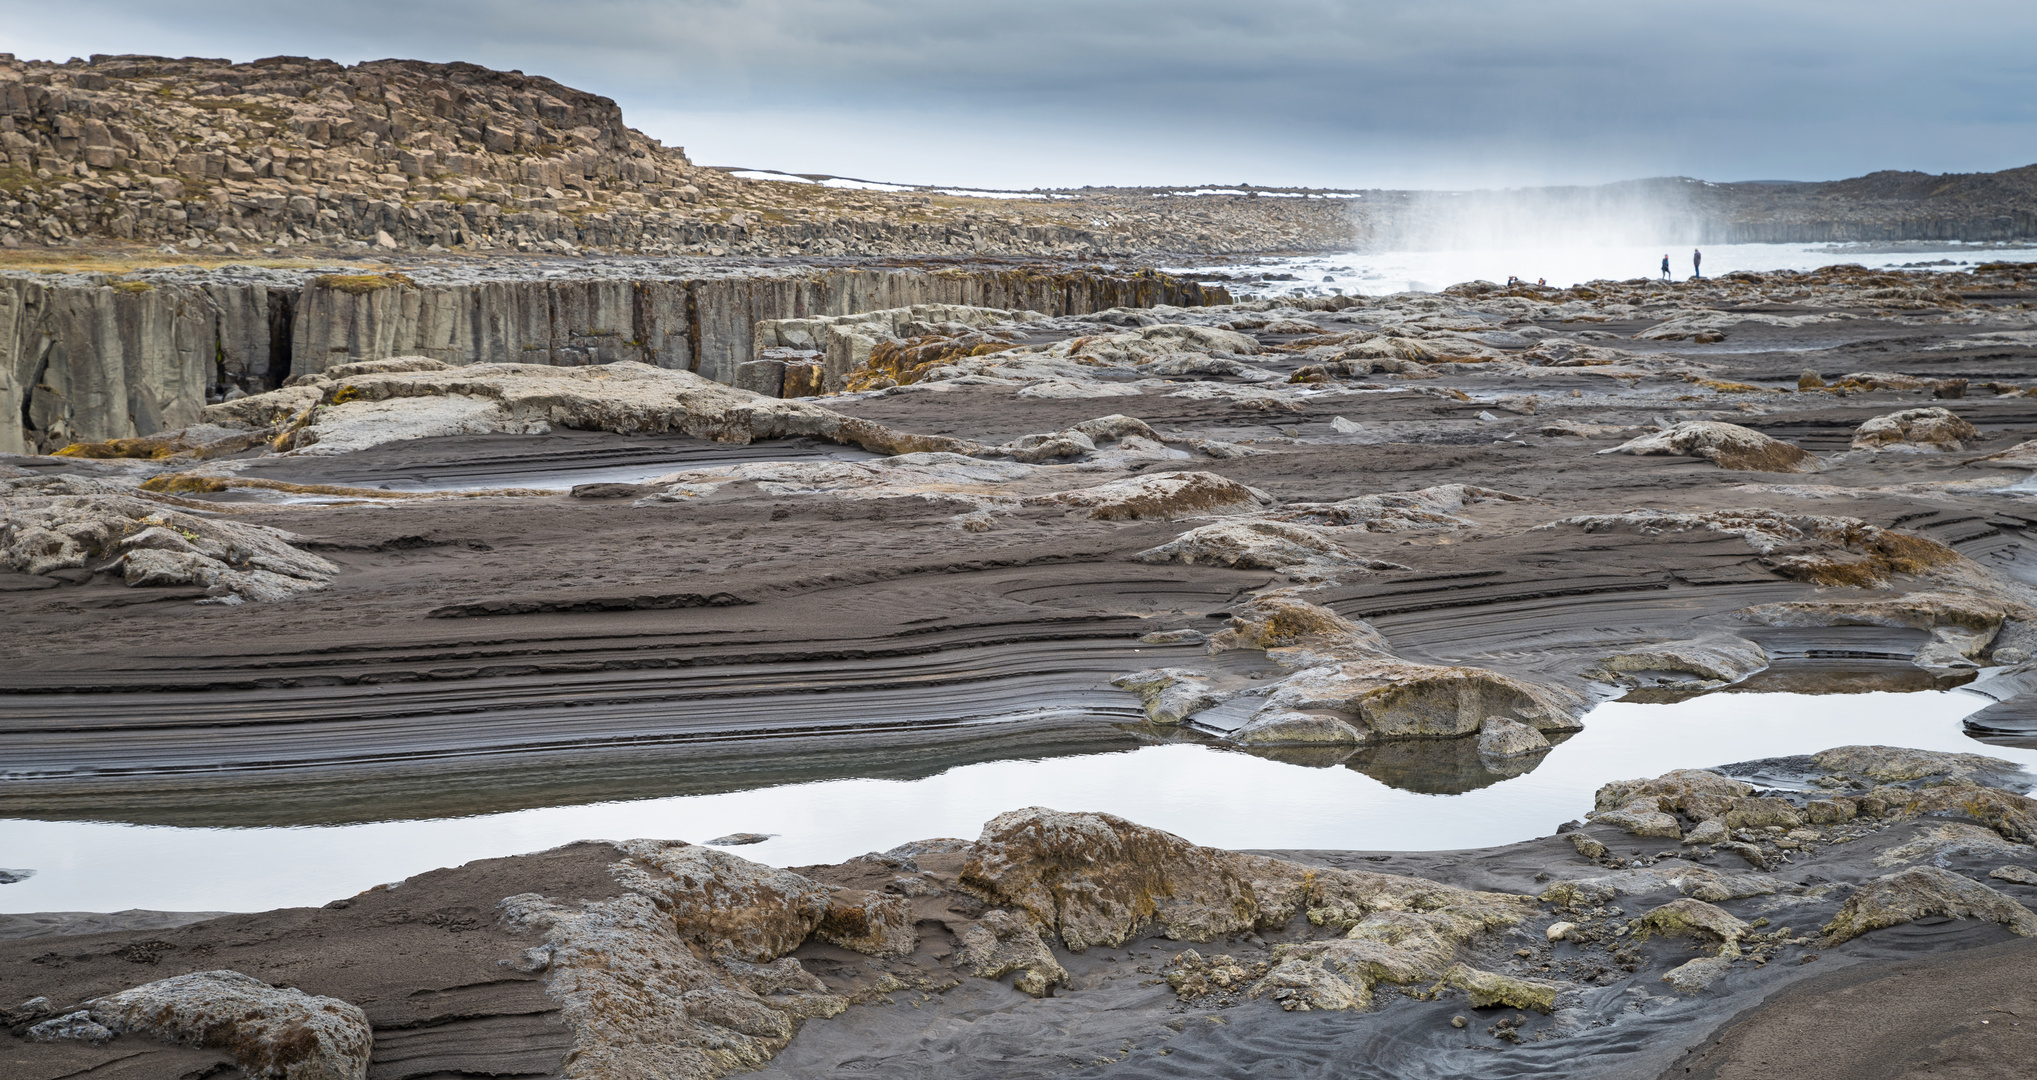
left=0, top=52, right=2029, bottom=257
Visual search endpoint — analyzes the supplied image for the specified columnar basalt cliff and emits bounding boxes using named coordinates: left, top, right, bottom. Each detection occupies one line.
left=0, top=262, right=1225, bottom=454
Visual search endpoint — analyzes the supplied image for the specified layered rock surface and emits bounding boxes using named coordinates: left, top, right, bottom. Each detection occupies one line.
left=9, top=756, right=2037, bottom=1079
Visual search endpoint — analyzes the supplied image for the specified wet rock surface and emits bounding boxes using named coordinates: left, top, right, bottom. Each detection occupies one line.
left=8, top=262, right=2037, bottom=819
left=5, top=761, right=2036, bottom=1079
left=6, top=255, right=2037, bottom=1076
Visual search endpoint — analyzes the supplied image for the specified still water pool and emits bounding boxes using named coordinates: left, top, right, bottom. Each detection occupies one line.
left=3, top=683, right=2027, bottom=914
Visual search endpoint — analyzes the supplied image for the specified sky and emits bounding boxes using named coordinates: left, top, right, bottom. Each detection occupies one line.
left=4, top=0, right=2035, bottom=191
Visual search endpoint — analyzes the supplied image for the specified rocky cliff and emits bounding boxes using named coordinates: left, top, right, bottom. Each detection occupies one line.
left=3, top=51, right=2030, bottom=260
left=0, top=260, right=1223, bottom=454
left=0, top=53, right=1357, bottom=258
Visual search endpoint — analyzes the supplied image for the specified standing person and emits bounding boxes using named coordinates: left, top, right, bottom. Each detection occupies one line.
left=1661, top=255, right=1671, bottom=281
left=1693, top=248, right=1703, bottom=278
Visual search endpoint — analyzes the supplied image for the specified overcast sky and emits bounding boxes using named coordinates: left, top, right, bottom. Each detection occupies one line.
left=6, top=0, right=2034, bottom=190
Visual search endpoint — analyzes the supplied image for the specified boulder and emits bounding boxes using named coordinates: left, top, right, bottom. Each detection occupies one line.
left=1684, top=820, right=1730, bottom=846
left=1542, top=865, right=1786, bottom=907
left=610, top=840, right=832, bottom=962
left=1594, top=638, right=1767, bottom=686
left=1850, top=407, right=1978, bottom=452
left=1133, top=520, right=1410, bottom=580
left=78, top=970, right=370, bottom=1080
left=1249, top=958, right=1367, bottom=1011
left=1591, top=800, right=1684, bottom=840
left=1599, top=421, right=1820, bottom=472
left=960, top=909, right=1068, bottom=997
left=1661, top=956, right=1736, bottom=994
left=1228, top=710, right=1370, bottom=746
left=733, top=359, right=787, bottom=398
left=1040, top=470, right=1267, bottom=521
left=1822, top=865, right=2037, bottom=943
left=1257, top=658, right=1584, bottom=739
left=205, top=360, right=987, bottom=460
left=1630, top=898, right=1751, bottom=951
left=1266, top=484, right=1526, bottom=532
left=1475, top=715, right=1551, bottom=759
left=0, top=494, right=337, bottom=601
left=1811, top=745, right=2023, bottom=786
left=815, top=889, right=917, bottom=958
left=501, top=839, right=853, bottom=1080
left=958, top=807, right=1529, bottom=956
left=1206, top=594, right=1390, bottom=656
left=1595, top=769, right=1755, bottom=814
left=1110, top=668, right=1232, bottom=725
left=1438, top=964, right=1563, bottom=1012
left=960, top=808, right=1281, bottom=950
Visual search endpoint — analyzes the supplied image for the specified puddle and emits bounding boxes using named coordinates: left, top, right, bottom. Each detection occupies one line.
left=1, top=684, right=2029, bottom=914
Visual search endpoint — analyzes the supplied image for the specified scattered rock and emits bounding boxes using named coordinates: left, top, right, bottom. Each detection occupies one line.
left=1684, top=820, right=1730, bottom=846
left=1439, top=963, right=1563, bottom=1012
left=80, top=970, right=372, bottom=1080
left=1475, top=715, right=1551, bottom=759
left=0, top=494, right=337, bottom=601
left=1850, top=407, right=1978, bottom=452
left=961, top=909, right=1068, bottom=997
left=1599, top=421, right=1820, bottom=472
left=1132, top=519, right=1410, bottom=580
left=705, top=833, right=773, bottom=846
left=1822, top=865, right=2037, bottom=943
left=1042, top=470, right=1269, bottom=521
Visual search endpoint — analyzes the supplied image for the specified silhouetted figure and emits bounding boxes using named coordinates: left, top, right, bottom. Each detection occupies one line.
left=1693, top=248, right=1703, bottom=278
left=1661, top=255, right=1671, bottom=280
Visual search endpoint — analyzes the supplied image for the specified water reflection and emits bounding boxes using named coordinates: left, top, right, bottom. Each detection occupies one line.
left=1, top=680, right=2030, bottom=914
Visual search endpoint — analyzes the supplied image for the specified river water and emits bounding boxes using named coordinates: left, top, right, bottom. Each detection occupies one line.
left=2, top=683, right=2028, bottom=914
left=1179, top=242, right=2037, bottom=299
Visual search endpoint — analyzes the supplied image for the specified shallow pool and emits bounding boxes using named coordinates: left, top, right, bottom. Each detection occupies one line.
left=2, top=684, right=2027, bottom=914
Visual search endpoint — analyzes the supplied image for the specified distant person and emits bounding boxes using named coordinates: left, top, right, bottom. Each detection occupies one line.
left=1693, top=248, right=1703, bottom=277
left=1537, top=277, right=1546, bottom=287
left=1661, top=255, right=1671, bottom=280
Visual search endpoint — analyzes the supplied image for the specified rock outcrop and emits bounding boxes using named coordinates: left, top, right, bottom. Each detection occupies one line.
left=1600, top=421, right=1820, bottom=472
left=0, top=263, right=1223, bottom=454
left=958, top=807, right=1537, bottom=1007
left=202, top=357, right=980, bottom=460
left=0, top=54, right=1354, bottom=258
left=32, top=970, right=372, bottom=1080
left=1851, top=407, right=1978, bottom=452
left=0, top=487, right=336, bottom=600
left=1822, top=866, right=2037, bottom=944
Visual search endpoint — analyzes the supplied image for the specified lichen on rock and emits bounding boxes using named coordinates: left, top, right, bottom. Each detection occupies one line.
left=1822, top=865, right=2037, bottom=943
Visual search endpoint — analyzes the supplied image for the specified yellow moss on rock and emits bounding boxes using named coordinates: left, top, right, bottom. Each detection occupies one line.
left=313, top=272, right=417, bottom=294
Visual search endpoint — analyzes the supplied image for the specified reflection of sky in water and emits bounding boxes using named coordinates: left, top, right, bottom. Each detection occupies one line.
left=2, top=689, right=2026, bottom=913
left=1175, top=243, right=2037, bottom=298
